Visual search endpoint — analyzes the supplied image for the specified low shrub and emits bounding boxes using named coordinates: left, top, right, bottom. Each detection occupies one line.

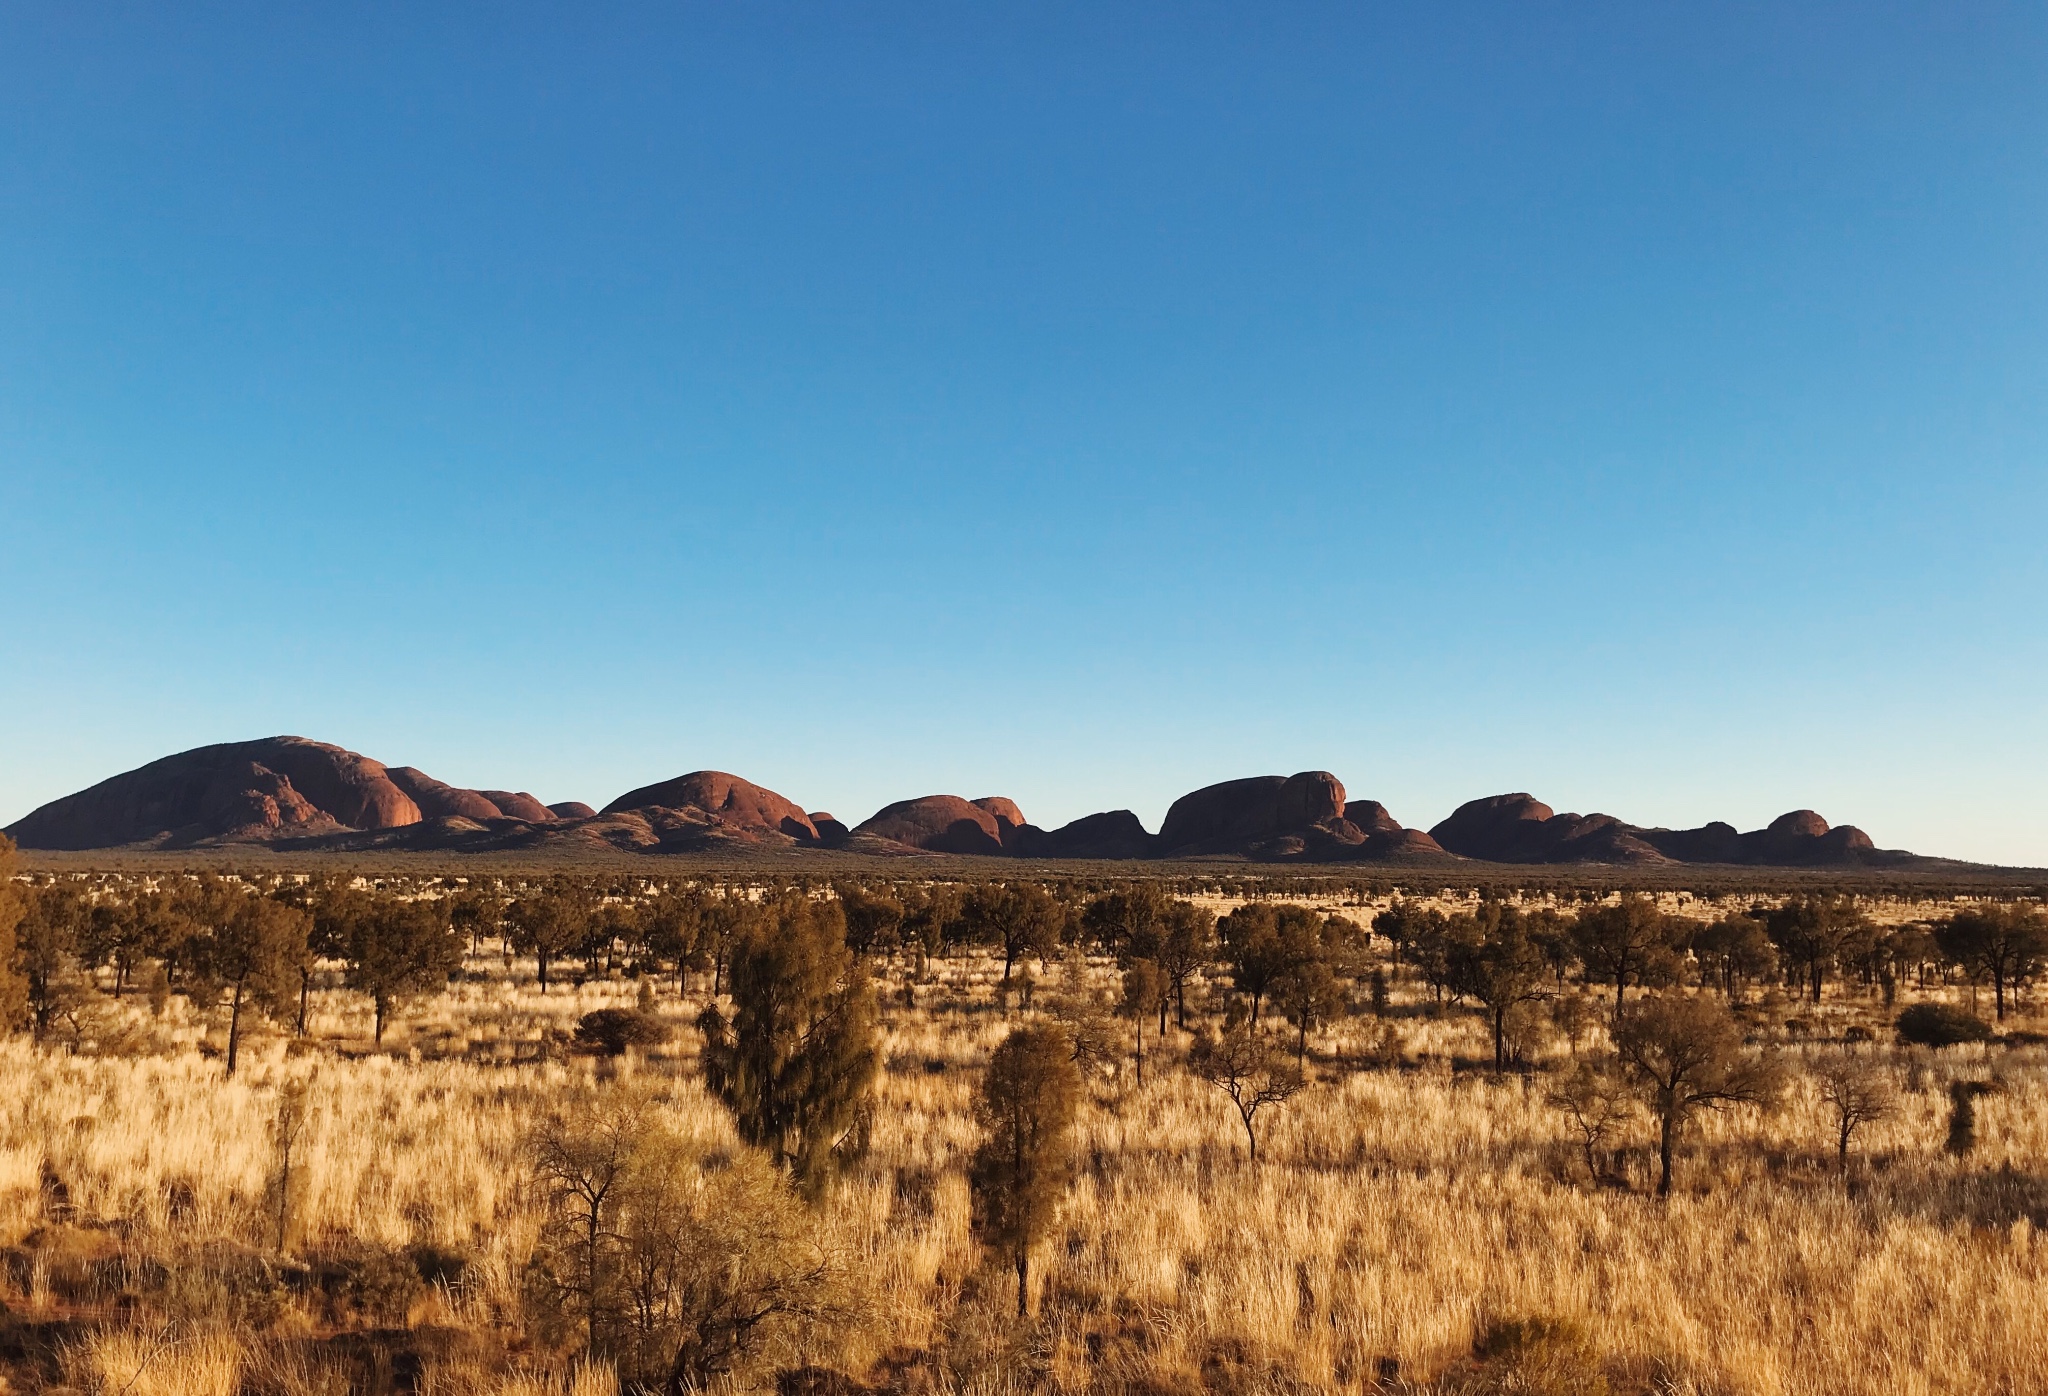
left=1897, top=1003, right=1993, bottom=1048
left=572, top=1009, right=669, bottom=1057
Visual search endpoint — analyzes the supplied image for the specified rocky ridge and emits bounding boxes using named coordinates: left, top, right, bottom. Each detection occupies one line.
left=3, top=736, right=1942, bottom=868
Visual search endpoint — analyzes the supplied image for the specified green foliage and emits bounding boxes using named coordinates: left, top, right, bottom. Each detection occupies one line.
left=969, top=1023, right=1082, bottom=1316
left=960, top=883, right=1064, bottom=983
left=1896, top=1001, right=1993, bottom=1047
left=1613, top=993, right=1784, bottom=1196
left=1081, top=884, right=1172, bottom=958
left=1767, top=896, right=1870, bottom=1005
left=837, top=883, right=905, bottom=957
left=16, top=880, right=87, bottom=1038
left=698, top=895, right=880, bottom=1194
left=506, top=883, right=588, bottom=993
left=1468, top=1314, right=1610, bottom=1396
left=1934, top=905, right=2048, bottom=1021
left=529, top=1097, right=849, bottom=1388
left=188, top=891, right=310, bottom=1074
left=0, top=837, right=27, bottom=1033
left=1690, top=913, right=1779, bottom=998
left=1572, top=895, right=1682, bottom=1022
left=1449, top=902, right=1551, bottom=1071
left=574, top=1007, right=669, bottom=1057
left=1946, top=1080, right=1997, bottom=1157
left=340, top=896, right=463, bottom=1042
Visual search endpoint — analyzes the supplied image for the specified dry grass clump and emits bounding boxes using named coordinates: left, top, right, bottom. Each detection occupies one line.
left=0, top=916, right=2046, bottom=1394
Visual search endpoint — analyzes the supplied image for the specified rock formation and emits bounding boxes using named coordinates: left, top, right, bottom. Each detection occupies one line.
left=1156, top=772, right=1347, bottom=856
left=384, top=767, right=506, bottom=823
left=6, top=737, right=425, bottom=849
left=853, top=795, right=1010, bottom=855
left=1037, top=810, right=1158, bottom=859
left=4, top=737, right=1937, bottom=868
left=1430, top=794, right=1887, bottom=867
left=600, top=772, right=819, bottom=843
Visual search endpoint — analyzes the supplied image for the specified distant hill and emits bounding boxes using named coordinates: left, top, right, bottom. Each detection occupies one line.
left=2, top=736, right=1963, bottom=869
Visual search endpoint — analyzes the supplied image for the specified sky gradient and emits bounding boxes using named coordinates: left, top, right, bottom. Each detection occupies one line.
left=3, top=3, right=2045, bottom=863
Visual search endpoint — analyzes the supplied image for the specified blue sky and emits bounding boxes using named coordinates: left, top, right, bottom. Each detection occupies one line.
left=2, top=3, right=2045, bottom=863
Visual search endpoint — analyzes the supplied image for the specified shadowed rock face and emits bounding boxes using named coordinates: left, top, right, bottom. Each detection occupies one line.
left=1432, top=794, right=1886, bottom=867
left=808, top=812, right=852, bottom=847
left=385, top=767, right=507, bottom=823
left=1038, top=809, right=1157, bottom=859
left=854, top=795, right=1008, bottom=855
left=478, top=790, right=557, bottom=824
left=972, top=797, right=1029, bottom=838
left=600, top=772, right=818, bottom=842
left=547, top=802, right=598, bottom=821
left=1157, top=772, right=1348, bottom=855
left=5, top=737, right=425, bottom=849
left=1343, top=801, right=1404, bottom=836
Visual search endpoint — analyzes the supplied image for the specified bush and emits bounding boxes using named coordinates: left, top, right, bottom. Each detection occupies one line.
left=574, top=1008, right=669, bottom=1056
left=1897, top=1003, right=1993, bottom=1048
left=1469, top=1315, right=1609, bottom=1396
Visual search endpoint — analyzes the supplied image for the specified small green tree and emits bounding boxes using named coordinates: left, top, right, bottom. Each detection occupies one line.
left=15, top=882, right=86, bottom=1040
left=969, top=1023, right=1083, bottom=1316
left=341, top=897, right=463, bottom=1043
left=837, top=883, right=905, bottom=959
left=189, top=892, right=309, bottom=1074
left=1452, top=904, right=1551, bottom=1071
left=0, top=836, right=27, bottom=1032
left=1572, top=895, right=1681, bottom=1025
left=1935, top=906, right=2048, bottom=1021
left=1614, top=993, right=1783, bottom=1196
left=508, top=884, right=587, bottom=993
left=1767, top=896, right=1868, bottom=1005
left=1118, top=959, right=1165, bottom=1085
left=1690, top=914, right=1779, bottom=1000
left=698, top=896, right=880, bottom=1194
left=962, top=883, right=1065, bottom=985
left=1156, top=901, right=1216, bottom=1029
left=1219, top=903, right=1323, bottom=1027
left=528, top=1099, right=848, bottom=1388
left=1081, top=884, right=1172, bottom=958
left=1189, top=1017, right=1306, bottom=1163
left=643, top=888, right=707, bottom=989
left=1946, top=1080, right=1997, bottom=1157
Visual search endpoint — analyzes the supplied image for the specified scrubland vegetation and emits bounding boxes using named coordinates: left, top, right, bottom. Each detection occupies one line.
left=3, top=837, right=2048, bottom=1395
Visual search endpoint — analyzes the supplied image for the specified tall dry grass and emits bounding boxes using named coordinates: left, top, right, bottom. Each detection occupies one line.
left=0, top=928, right=2043, bottom=1395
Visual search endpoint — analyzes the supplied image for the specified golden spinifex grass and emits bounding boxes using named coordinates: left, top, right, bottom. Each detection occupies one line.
left=2, top=942, right=2045, bottom=1395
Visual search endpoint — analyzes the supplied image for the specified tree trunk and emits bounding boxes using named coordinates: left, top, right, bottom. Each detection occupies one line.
left=374, top=994, right=388, bottom=1044
left=1656, top=1112, right=1675, bottom=1197
left=297, top=973, right=311, bottom=1035
left=1244, top=1109, right=1260, bottom=1164
left=1016, top=1248, right=1029, bottom=1317
left=226, top=980, right=245, bottom=1076
left=1492, top=1005, right=1507, bottom=1072
left=1837, top=1117, right=1852, bottom=1171
left=1133, top=1019, right=1143, bottom=1086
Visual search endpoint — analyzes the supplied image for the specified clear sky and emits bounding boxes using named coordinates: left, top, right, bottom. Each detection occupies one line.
left=2, top=3, right=2045, bottom=864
